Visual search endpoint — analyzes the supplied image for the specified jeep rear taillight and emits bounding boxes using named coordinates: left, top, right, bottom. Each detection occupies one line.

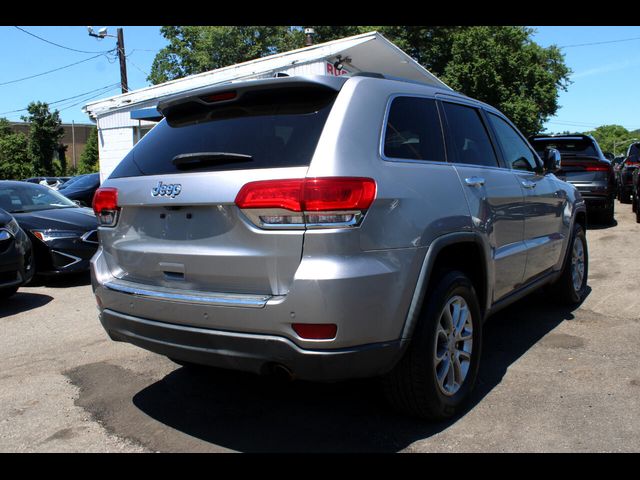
left=92, top=187, right=120, bottom=227
left=235, top=177, right=377, bottom=229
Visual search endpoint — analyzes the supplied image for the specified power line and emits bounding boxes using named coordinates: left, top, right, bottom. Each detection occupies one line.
left=0, top=53, right=110, bottom=87
left=14, top=26, right=114, bottom=54
left=559, top=35, right=640, bottom=49
left=0, top=83, right=121, bottom=116
left=57, top=87, right=122, bottom=113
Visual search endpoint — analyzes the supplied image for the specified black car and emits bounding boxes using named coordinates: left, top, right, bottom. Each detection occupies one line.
left=58, top=173, right=100, bottom=207
left=529, top=134, right=615, bottom=224
left=617, top=142, right=640, bottom=204
left=0, top=208, right=34, bottom=298
left=0, top=181, right=98, bottom=275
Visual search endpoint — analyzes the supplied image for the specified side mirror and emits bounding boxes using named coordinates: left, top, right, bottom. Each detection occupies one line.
left=544, top=148, right=561, bottom=173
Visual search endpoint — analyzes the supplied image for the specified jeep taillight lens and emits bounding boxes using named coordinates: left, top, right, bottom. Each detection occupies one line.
left=235, top=177, right=376, bottom=229
left=93, top=187, right=120, bottom=227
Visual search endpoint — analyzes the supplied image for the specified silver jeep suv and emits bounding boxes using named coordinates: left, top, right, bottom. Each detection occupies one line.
left=91, top=74, right=588, bottom=419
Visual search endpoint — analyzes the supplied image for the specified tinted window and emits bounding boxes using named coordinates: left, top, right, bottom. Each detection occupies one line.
left=110, top=87, right=337, bottom=178
left=64, top=173, right=99, bottom=189
left=442, top=102, right=499, bottom=167
left=487, top=113, right=539, bottom=172
left=530, top=138, right=598, bottom=157
left=383, top=97, right=445, bottom=162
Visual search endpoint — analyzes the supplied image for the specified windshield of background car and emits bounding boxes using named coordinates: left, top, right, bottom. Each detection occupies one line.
left=0, top=183, right=78, bottom=213
left=531, top=138, right=598, bottom=157
left=110, top=86, right=338, bottom=178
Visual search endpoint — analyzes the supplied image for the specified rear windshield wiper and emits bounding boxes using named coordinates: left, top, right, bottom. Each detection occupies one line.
left=172, top=152, right=253, bottom=169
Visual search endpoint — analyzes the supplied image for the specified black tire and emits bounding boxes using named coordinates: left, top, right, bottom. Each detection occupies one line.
left=633, top=191, right=637, bottom=213
left=0, top=286, right=19, bottom=299
left=621, top=189, right=631, bottom=204
left=600, top=201, right=615, bottom=225
left=382, top=270, right=482, bottom=420
left=636, top=196, right=640, bottom=223
left=552, top=223, right=588, bottom=306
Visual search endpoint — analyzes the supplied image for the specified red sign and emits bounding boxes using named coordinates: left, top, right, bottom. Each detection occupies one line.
left=326, top=62, right=350, bottom=77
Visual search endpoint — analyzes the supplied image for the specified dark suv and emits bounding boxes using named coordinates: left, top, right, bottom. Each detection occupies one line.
left=528, top=134, right=615, bottom=224
left=618, top=143, right=640, bottom=204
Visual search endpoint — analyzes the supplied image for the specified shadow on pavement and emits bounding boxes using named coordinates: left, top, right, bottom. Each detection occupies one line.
left=0, top=291, right=53, bottom=318
left=587, top=219, right=618, bottom=230
left=25, top=271, right=91, bottom=288
left=127, top=288, right=586, bottom=452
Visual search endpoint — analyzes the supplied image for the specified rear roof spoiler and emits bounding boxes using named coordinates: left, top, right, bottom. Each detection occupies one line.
left=157, top=75, right=349, bottom=116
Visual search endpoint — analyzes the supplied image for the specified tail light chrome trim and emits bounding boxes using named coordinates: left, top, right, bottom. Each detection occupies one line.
left=236, top=177, right=376, bottom=230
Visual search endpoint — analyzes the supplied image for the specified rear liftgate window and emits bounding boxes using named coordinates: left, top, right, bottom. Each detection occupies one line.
left=110, top=86, right=338, bottom=178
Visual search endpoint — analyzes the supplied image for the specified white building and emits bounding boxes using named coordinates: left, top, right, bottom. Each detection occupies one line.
left=83, top=31, right=452, bottom=182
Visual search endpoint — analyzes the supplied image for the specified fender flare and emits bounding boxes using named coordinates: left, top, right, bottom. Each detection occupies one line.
left=398, top=231, right=491, bottom=350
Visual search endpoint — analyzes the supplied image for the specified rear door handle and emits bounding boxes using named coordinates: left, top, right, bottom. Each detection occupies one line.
left=521, top=180, right=537, bottom=189
left=465, top=176, right=485, bottom=187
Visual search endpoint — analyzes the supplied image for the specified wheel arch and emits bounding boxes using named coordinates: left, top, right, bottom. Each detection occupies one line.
left=399, top=232, right=491, bottom=348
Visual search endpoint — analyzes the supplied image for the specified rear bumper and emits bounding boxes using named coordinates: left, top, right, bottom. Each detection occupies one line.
left=100, top=308, right=404, bottom=382
left=91, top=245, right=423, bottom=379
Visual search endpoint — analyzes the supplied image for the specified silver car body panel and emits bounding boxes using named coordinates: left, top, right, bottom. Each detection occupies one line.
left=93, top=74, right=586, bottom=379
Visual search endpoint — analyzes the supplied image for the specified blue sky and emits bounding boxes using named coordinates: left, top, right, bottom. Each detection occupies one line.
left=1, top=26, right=639, bottom=134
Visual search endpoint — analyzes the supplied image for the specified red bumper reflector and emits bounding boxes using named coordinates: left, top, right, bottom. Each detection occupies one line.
left=292, top=323, right=338, bottom=340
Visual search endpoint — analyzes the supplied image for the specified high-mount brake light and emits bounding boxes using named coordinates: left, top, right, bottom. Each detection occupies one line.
left=200, top=91, right=237, bottom=103
left=92, top=187, right=120, bottom=227
left=235, top=177, right=377, bottom=229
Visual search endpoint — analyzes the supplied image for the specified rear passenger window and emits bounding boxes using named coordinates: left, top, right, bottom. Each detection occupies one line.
left=383, top=97, right=445, bottom=162
left=487, top=113, right=540, bottom=172
left=442, top=102, right=499, bottom=168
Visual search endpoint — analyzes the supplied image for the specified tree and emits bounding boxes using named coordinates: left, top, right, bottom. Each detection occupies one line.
left=148, top=26, right=305, bottom=84
left=586, top=125, right=637, bottom=157
left=78, top=127, right=99, bottom=174
left=148, top=26, right=571, bottom=136
left=21, top=102, right=65, bottom=176
left=0, top=118, right=35, bottom=180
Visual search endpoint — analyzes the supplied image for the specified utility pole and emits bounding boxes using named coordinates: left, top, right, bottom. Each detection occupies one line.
left=116, top=28, right=128, bottom=94
left=87, top=26, right=128, bottom=93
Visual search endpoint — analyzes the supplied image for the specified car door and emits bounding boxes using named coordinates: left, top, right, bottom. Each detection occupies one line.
left=485, top=112, right=568, bottom=282
left=439, top=99, right=526, bottom=301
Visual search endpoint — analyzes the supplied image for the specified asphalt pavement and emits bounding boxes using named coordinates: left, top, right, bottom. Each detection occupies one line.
left=1, top=200, right=638, bottom=452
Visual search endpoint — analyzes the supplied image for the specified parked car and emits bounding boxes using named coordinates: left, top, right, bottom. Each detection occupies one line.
left=91, top=74, right=588, bottom=420
left=617, top=142, right=640, bottom=204
left=528, top=134, right=615, bottom=224
left=0, top=181, right=98, bottom=275
left=0, top=208, right=34, bottom=298
left=58, top=173, right=100, bottom=207
left=23, top=176, right=69, bottom=190
left=631, top=167, right=640, bottom=222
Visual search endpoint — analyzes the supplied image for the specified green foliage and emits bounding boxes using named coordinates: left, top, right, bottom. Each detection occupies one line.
left=148, top=26, right=305, bottom=84
left=0, top=118, right=35, bottom=180
left=21, top=102, right=65, bottom=176
left=384, top=26, right=570, bottom=137
left=78, top=127, right=100, bottom=174
left=586, top=125, right=638, bottom=157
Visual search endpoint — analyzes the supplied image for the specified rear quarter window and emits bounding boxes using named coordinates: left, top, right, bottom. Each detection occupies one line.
left=383, top=96, right=446, bottom=162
